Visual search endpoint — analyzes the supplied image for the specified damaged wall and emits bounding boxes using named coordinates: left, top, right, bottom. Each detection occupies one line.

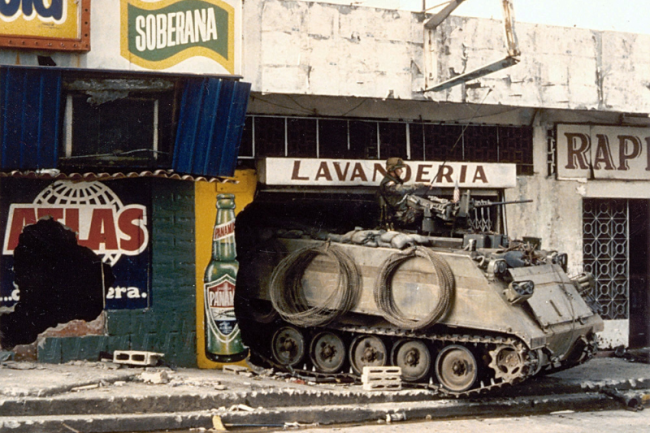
left=0, top=178, right=198, bottom=367
left=244, top=0, right=650, bottom=114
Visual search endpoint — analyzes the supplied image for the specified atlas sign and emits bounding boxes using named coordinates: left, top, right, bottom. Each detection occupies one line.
left=2, top=183, right=149, bottom=259
left=258, top=158, right=517, bottom=189
left=557, top=124, right=650, bottom=180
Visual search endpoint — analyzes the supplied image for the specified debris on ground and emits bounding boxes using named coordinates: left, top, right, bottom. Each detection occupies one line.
left=601, top=387, right=645, bottom=411
left=140, top=370, right=171, bottom=384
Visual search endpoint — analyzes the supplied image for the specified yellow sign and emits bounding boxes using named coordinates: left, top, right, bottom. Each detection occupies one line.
left=195, top=169, right=257, bottom=368
left=120, top=0, right=235, bottom=73
left=0, top=0, right=90, bottom=51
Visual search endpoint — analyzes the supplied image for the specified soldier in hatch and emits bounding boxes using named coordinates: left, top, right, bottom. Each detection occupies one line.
left=378, top=157, right=426, bottom=229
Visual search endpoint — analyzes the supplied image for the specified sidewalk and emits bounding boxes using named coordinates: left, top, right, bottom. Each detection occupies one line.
left=1, top=354, right=649, bottom=433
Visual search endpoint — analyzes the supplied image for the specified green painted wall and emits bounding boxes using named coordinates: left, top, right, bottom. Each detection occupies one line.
left=39, top=179, right=198, bottom=367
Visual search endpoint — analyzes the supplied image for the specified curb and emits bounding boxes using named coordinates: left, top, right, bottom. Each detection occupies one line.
left=0, top=391, right=633, bottom=433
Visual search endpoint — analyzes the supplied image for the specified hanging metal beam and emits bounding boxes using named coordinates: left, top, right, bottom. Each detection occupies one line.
left=424, top=0, right=467, bottom=30
left=423, top=0, right=521, bottom=93
left=424, top=56, right=519, bottom=92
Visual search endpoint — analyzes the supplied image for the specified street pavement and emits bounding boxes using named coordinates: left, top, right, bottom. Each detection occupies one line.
left=0, top=354, right=649, bottom=433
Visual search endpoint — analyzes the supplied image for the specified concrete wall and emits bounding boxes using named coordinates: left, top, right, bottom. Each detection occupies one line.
left=244, top=0, right=650, bottom=114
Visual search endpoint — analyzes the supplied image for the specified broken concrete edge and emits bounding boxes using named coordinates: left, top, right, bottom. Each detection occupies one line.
left=0, top=371, right=143, bottom=398
left=216, top=392, right=628, bottom=425
left=0, top=392, right=638, bottom=433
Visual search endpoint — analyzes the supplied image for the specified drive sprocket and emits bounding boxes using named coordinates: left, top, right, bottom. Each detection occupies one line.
left=488, top=344, right=528, bottom=382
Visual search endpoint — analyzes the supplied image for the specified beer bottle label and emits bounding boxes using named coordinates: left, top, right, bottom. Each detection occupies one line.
left=213, top=221, right=235, bottom=242
left=205, top=274, right=238, bottom=341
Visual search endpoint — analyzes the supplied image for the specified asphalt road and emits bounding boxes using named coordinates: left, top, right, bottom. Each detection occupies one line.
left=300, top=409, right=650, bottom=433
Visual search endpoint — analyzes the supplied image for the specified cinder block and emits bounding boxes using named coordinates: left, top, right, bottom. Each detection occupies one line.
left=113, top=350, right=164, bottom=366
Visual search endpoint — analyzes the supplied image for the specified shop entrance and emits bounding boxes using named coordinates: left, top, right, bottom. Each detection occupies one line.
left=583, top=199, right=649, bottom=349
left=629, top=200, right=649, bottom=348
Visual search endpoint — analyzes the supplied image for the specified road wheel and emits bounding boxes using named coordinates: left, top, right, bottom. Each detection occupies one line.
left=435, top=344, right=478, bottom=392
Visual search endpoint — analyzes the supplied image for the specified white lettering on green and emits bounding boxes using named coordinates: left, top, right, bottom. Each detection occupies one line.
left=134, top=7, right=218, bottom=53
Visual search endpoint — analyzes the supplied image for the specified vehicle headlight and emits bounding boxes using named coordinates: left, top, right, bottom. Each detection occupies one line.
left=505, top=280, right=535, bottom=304
left=487, top=259, right=508, bottom=277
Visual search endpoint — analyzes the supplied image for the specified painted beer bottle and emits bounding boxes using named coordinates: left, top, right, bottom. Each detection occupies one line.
left=204, top=193, right=248, bottom=362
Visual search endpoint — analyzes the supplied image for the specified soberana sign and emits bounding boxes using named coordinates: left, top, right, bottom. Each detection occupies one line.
left=121, top=0, right=235, bottom=73
left=557, top=124, right=650, bottom=180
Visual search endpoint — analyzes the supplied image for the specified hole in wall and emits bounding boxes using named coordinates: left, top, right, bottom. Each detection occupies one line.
left=0, top=218, right=114, bottom=349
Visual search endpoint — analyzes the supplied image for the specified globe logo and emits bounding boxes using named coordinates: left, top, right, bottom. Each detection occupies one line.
left=4, top=181, right=149, bottom=267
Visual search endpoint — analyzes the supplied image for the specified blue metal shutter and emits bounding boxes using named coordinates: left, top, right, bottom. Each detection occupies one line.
left=0, top=66, right=62, bottom=170
left=173, top=78, right=251, bottom=177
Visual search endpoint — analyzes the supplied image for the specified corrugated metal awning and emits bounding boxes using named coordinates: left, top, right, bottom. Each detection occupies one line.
left=0, top=66, right=251, bottom=178
left=0, top=67, right=62, bottom=170
left=173, top=78, right=251, bottom=177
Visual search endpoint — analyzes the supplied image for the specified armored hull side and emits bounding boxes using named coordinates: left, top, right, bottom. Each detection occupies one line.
left=235, top=235, right=603, bottom=396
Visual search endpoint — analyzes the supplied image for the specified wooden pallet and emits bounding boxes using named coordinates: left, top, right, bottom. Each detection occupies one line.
left=361, top=366, right=402, bottom=391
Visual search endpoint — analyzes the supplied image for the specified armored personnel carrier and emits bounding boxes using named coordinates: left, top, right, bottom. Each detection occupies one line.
left=234, top=190, right=603, bottom=396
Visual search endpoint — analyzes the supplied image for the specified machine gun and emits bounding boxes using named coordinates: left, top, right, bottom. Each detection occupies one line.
left=405, top=190, right=532, bottom=236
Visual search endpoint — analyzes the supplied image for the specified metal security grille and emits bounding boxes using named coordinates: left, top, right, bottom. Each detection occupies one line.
left=583, top=199, right=629, bottom=320
left=240, top=115, right=534, bottom=175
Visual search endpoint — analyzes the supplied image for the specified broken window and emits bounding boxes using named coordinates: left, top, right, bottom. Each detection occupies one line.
left=60, top=78, right=177, bottom=171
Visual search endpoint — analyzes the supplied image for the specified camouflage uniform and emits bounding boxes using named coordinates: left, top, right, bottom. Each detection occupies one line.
left=378, top=170, right=421, bottom=228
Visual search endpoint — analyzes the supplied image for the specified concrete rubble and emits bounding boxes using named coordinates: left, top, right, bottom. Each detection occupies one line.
left=0, top=354, right=649, bottom=433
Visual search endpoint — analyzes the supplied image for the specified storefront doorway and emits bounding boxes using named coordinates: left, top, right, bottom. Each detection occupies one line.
left=583, top=198, right=649, bottom=348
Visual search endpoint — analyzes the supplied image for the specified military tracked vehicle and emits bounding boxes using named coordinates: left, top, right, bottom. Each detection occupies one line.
left=234, top=190, right=603, bottom=396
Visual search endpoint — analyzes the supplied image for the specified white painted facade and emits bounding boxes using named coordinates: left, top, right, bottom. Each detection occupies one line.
left=1, top=0, right=647, bottom=347
left=243, top=0, right=650, bottom=348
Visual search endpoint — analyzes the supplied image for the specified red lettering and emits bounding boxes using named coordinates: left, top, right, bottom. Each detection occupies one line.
left=434, top=165, right=453, bottom=183
left=350, top=163, right=368, bottom=182
left=6, top=207, right=37, bottom=251
left=593, top=134, right=615, bottom=170
left=37, top=208, right=64, bottom=222
left=65, top=208, right=79, bottom=236
left=372, top=163, right=387, bottom=182
left=472, top=166, right=488, bottom=183
left=213, top=221, right=234, bottom=241
left=618, top=135, right=642, bottom=170
left=460, top=165, right=468, bottom=183
left=415, top=164, right=433, bottom=182
left=80, top=209, right=118, bottom=250
left=315, top=162, right=333, bottom=181
left=333, top=162, right=350, bottom=181
left=564, top=132, right=590, bottom=170
left=291, top=160, right=309, bottom=181
left=118, top=207, right=146, bottom=252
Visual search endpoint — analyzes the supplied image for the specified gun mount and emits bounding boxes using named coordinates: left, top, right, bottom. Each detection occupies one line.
left=406, top=190, right=533, bottom=237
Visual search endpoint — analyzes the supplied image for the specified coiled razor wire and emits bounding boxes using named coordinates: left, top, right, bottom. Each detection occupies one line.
left=269, top=242, right=361, bottom=327
left=374, top=246, right=455, bottom=330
